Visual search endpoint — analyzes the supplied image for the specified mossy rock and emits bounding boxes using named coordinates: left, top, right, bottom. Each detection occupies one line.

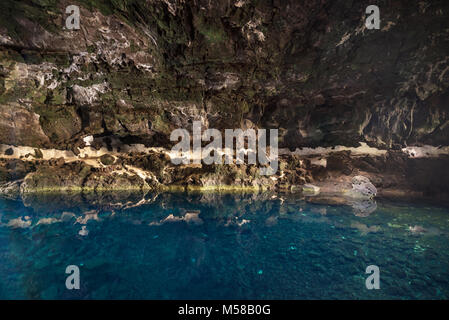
left=100, top=154, right=115, bottom=166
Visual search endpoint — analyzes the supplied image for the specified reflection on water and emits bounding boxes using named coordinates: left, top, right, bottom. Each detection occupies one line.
left=0, top=191, right=449, bottom=299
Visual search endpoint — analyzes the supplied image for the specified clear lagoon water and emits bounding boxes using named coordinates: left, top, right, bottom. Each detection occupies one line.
left=0, top=191, right=448, bottom=300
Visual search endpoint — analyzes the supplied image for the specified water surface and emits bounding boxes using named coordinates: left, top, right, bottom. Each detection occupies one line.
left=0, top=191, right=448, bottom=299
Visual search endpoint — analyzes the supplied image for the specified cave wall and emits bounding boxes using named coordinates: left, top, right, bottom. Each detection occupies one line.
left=0, top=0, right=448, bottom=150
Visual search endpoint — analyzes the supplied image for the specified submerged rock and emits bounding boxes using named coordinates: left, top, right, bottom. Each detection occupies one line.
left=6, top=216, right=31, bottom=228
left=78, top=226, right=89, bottom=236
left=408, top=225, right=426, bottom=234
left=350, top=222, right=381, bottom=235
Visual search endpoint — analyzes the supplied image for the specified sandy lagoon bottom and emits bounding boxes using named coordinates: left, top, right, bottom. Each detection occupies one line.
left=0, top=191, right=448, bottom=299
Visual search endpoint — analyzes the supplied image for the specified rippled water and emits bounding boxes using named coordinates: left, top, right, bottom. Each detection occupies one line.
left=0, top=191, right=448, bottom=299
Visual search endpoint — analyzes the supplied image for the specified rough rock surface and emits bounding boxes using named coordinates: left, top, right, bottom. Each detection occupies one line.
left=0, top=145, right=448, bottom=201
left=0, top=0, right=448, bottom=150
left=350, top=175, right=377, bottom=198
left=0, top=1, right=449, bottom=198
left=0, top=179, right=22, bottom=200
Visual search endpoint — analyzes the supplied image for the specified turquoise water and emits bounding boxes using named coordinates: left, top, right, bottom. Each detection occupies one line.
left=0, top=192, right=449, bottom=299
